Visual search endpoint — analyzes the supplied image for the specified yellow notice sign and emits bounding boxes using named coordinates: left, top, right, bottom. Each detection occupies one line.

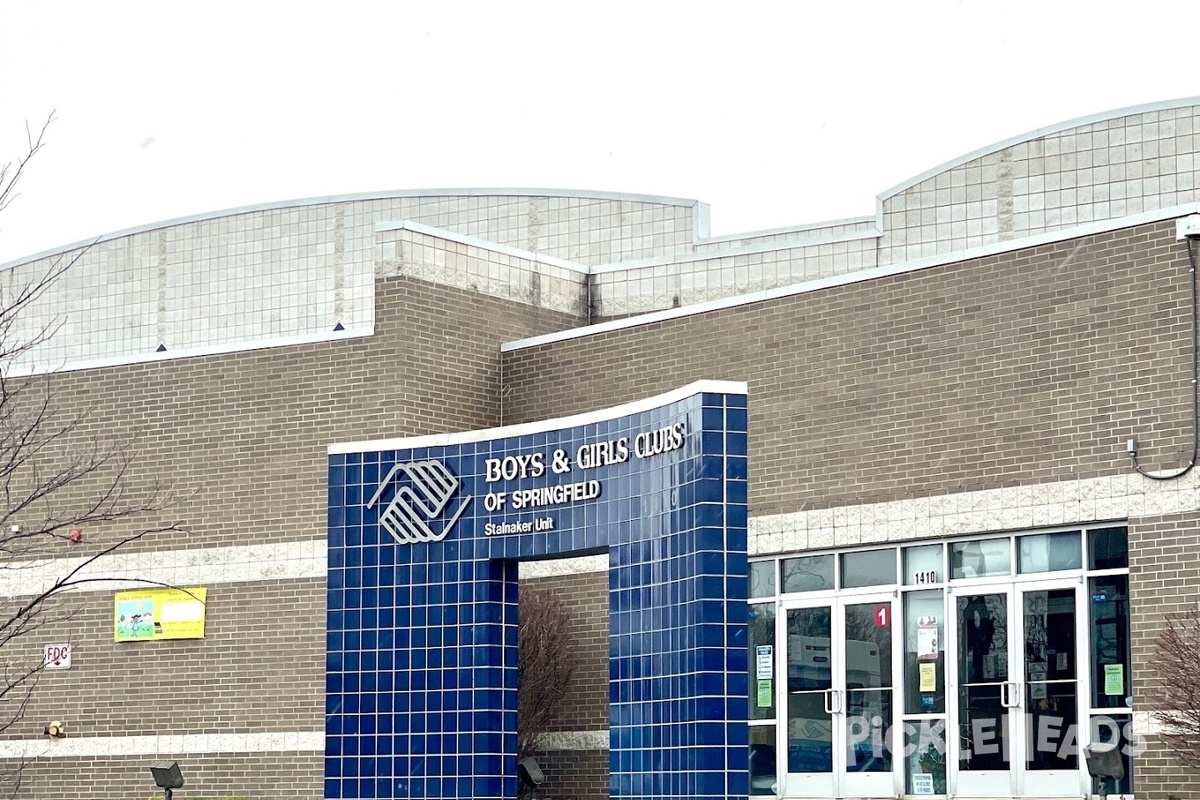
left=114, top=587, right=207, bottom=642
left=919, top=662, right=937, bottom=692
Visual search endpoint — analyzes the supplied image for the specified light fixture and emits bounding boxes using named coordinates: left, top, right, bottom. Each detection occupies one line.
left=1084, top=742, right=1124, bottom=800
left=43, top=720, right=65, bottom=739
left=149, top=761, right=184, bottom=800
left=517, top=757, right=544, bottom=800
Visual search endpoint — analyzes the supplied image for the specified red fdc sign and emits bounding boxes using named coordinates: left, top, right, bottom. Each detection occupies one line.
left=43, top=643, right=71, bottom=670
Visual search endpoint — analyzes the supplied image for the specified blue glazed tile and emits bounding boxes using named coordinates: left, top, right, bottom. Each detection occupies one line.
left=325, top=393, right=749, bottom=800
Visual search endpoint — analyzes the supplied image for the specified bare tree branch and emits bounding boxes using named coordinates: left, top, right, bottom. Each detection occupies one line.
left=0, top=112, right=54, bottom=219
left=0, top=114, right=188, bottom=797
left=1150, top=609, right=1200, bottom=772
left=518, top=586, right=578, bottom=760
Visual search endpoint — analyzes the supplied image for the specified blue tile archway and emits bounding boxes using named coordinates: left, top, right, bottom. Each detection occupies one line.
left=325, top=381, right=749, bottom=800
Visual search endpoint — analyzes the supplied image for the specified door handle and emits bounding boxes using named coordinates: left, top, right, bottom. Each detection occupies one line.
left=824, top=689, right=842, bottom=715
left=1001, top=681, right=1021, bottom=709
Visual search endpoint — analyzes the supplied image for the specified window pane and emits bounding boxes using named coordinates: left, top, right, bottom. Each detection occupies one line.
left=1023, top=589, right=1079, bottom=772
left=1088, top=714, right=1134, bottom=795
left=951, top=538, right=1011, bottom=579
left=847, top=690, right=893, bottom=772
left=1024, top=589, right=1077, bottom=681
left=841, top=549, right=896, bottom=588
left=904, top=544, right=943, bottom=585
left=749, top=724, right=778, bottom=795
left=904, top=720, right=948, bottom=794
left=786, top=607, right=833, bottom=691
left=845, top=602, right=893, bottom=688
left=785, top=606, right=833, bottom=775
left=1027, top=681, right=1079, bottom=771
left=1089, top=527, right=1129, bottom=570
left=958, top=594, right=1009, bottom=683
left=904, top=590, right=945, bottom=714
left=750, top=560, right=776, bottom=598
left=1090, top=575, right=1131, bottom=710
left=749, top=603, right=777, bottom=721
left=782, top=554, right=834, bottom=593
left=1018, top=532, right=1082, bottom=573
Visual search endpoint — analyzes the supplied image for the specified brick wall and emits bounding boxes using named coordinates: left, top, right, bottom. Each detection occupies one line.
left=0, top=751, right=323, bottom=800
left=1129, top=510, right=1200, bottom=798
left=27, top=275, right=581, bottom=557
left=502, top=220, right=1195, bottom=515
left=0, top=579, right=324, bottom=740
left=526, top=749, right=607, bottom=800
left=0, top=274, right=580, bottom=799
left=520, top=572, right=609, bottom=735
left=519, top=571, right=609, bottom=800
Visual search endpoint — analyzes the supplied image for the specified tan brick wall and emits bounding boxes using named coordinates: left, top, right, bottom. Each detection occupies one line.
left=1129, top=511, right=1200, bottom=798
left=0, top=751, right=322, bottom=800
left=0, top=578, right=324, bottom=740
left=14, top=274, right=579, bottom=559
left=0, top=273, right=580, bottom=799
left=505, top=219, right=1200, bottom=792
left=1131, top=735, right=1200, bottom=799
left=519, top=572, right=609, bottom=736
left=528, top=749, right=607, bottom=800
left=502, top=220, right=1195, bottom=515
left=516, top=571, right=609, bottom=800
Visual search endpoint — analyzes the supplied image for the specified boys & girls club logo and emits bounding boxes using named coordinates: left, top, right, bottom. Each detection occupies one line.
left=368, top=460, right=472, bottom=544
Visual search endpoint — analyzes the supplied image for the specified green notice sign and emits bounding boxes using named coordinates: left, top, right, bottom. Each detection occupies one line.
left=1104, top=664, right=1125, bottom=696
left=756, top=679, right=773, bottom=708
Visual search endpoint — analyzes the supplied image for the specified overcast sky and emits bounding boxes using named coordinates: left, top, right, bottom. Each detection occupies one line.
left=0, top=1, right=1196, bottom=264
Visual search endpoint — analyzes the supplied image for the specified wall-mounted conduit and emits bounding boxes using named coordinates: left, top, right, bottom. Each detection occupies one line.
left=1128, top=235, right=1199, bottom=480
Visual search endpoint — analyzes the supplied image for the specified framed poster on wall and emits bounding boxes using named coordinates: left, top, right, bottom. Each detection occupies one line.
left=114, top=587, right=208, bottom=642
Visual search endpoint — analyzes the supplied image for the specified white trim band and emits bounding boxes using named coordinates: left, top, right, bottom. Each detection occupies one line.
left=503, top=202, right=1200, bottom=352
left=538, top=730, right=609, bottom=751
left=748, top=469, right=1200, bottom=555
left=377, top=220, right=591, bottom=274
left=328, top=379, right=748, bottom=453
left=1, top=188, right=702, bottom=273
left=0, top=540, right=327, bottom=599
left=0, top=731, right=324, bottom=760
left=519, top=554, right=609, bottom=579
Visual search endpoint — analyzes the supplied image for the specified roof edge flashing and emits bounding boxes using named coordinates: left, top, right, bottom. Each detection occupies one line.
left=502, top=202, right=1200, bottom=352
left=0, top=187, right=705, bottom=273
left=877, top=95, right=1200, bottom=203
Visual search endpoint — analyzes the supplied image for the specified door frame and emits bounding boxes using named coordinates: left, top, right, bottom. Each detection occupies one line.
left=946, top=582, right=1018, bottom=797
left=1012, top=576, right=1089, bottom=798
left=778, top=591, right=901, bottom=798
left=946, top=576, right=1088, bottom=798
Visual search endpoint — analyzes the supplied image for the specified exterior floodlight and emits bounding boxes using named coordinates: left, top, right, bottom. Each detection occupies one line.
left=517, top=757, right=544, bottom=800
left=149, top=761, right=184, bottom=800
left=1084, top=743, right=1124, bottom=800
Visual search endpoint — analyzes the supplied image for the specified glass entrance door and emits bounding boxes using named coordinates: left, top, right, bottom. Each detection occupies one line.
left=782, top=595, right=897, bottom=798
left=951, top=588, right=1014, bottom=796
left=783, top=603, right=836, bottom=797
left=1016, top=580, right=1084, bottom=796
left=949, top=581, right=1086, bottom=797
left=840, top=597, right=896, bottom=798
